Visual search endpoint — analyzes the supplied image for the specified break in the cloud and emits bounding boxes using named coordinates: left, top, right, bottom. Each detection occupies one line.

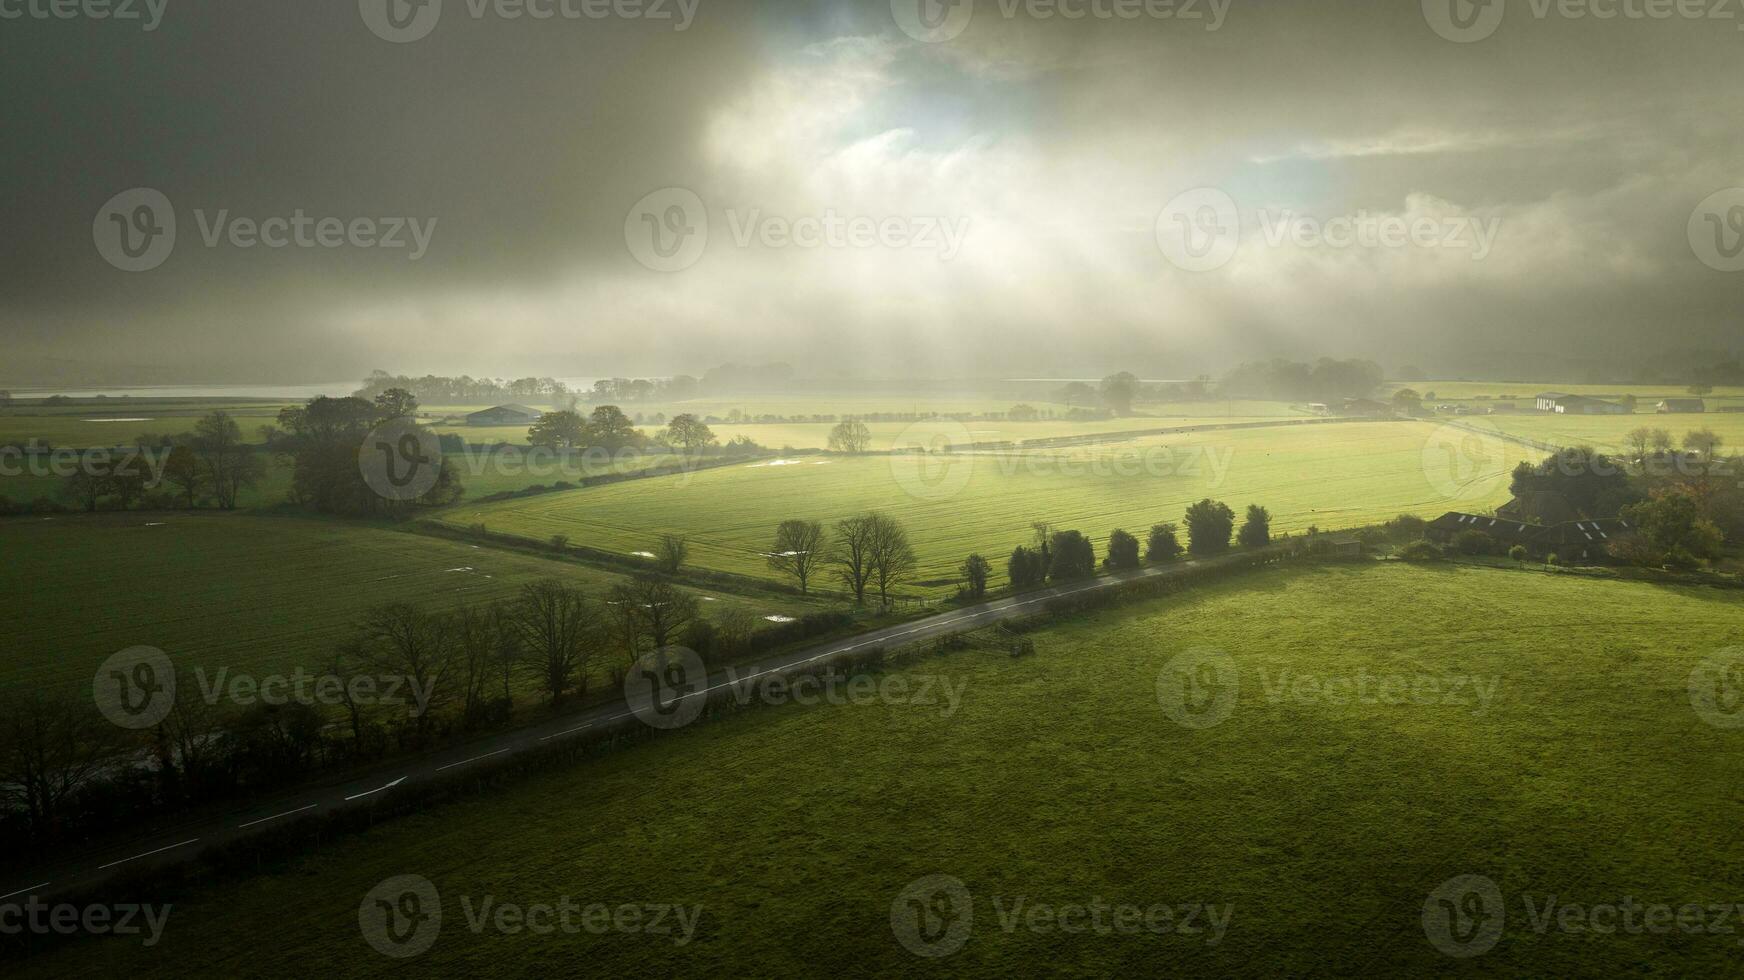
left=0, top=0, right=1738, bottom=384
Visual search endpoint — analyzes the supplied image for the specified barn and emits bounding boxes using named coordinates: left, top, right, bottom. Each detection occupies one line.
left=465, top=404, right=542, bottom=426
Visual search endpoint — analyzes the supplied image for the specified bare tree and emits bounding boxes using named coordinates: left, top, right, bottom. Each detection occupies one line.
left=828, top=420, right=872, bottom=454
left=1684, top=428, right=1724, bottom=460
left=324, top=641, right=375, bottom=751
left=452, top=603, right=505, bottom=725
left=609, top=576, right=700, bottom=649
left=0, top=693, right=127, bottom=838
left=1650, top=428, right=1674, bottom=453
left=192, top=410, right=265, bottom=510
left=866, top=512, right=918, bottom=605
left=768, top=519, right=827, bottom=593
left=833, top=514, right=876, bottom=604
left=655, top=534, right=689, bottom=575
left=511, top=580, right=599, bottom=705
left=153, top=683, right=231, bottom=800
left=357, top=603, right=456, bottom=732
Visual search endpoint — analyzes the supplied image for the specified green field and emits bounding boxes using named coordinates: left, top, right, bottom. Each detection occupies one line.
left=34, top=561, right=1744, bottom=976
left=1464, top=413, right=1744, bottom=455
left=436, top=421, right=1527, bottom=594
left=0, top=514, right=824, bottom=702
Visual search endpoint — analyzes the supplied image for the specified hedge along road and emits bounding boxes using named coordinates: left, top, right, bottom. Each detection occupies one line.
left=3, top=542, right=1291, bottom=910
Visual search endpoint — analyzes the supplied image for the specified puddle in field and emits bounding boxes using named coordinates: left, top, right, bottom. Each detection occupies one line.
left=631, top=551, right=656, bottom=558
left=143, top=522, right=166, bottom=527
left=700, top=596, right=719, bottom=602
left=80, top=418, right=154, bottom=423
left=764, top=615, right=797, bottom=623
left=446, top=566, right=474, bottom=573
left=747, top=459, right=814, bottom=468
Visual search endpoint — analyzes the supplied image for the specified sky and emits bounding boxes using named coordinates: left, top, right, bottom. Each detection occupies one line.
left=2, top=0, right=1740, bottom=384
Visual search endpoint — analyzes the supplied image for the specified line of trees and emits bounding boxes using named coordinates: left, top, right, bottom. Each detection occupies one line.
left=48, top=410, right=266, bottom=514
left=765, top=513, right=916, bottom=605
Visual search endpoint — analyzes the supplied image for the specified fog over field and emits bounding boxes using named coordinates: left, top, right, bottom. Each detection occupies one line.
left=3, top=0, right=1740, bottom=384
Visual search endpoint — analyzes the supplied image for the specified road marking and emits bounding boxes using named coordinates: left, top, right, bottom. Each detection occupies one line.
left=433, top=748, right=511, bottom=773
left=343, top=776, right=407, bottom=802
left=237, top=804, right=318, bottom=829
left=539, top=724, right=592, bottom=742
left=97, top=839, right=198, bottom=870
left=0, top=882, right=49, bottom=901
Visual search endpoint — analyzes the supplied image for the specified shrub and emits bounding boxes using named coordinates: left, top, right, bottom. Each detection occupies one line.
left=1453, top=529, right=1496, bottom=556
left=960, top=553, right=991, bottom=599
left=1008, top=546, right=1046, bottom=588
left=1508, top=544, right=1528, bottom=562
left=1237, top=504, right=1271, bottom=548
left=1104, top=529, right=1141, bottom=570
left=1385, top=514, right=1427, bottom=542
left=1145, top=523, right=1183, bottom=563
left=550, top=533, right=570, bottom=552
left=1545, top=552, right=1561, bottom=567
left=1398, top=540, right=1441, bottom=561
left=1047, top=530, right=1097, bottom=581
left=1184, top=499, right=1236, bottom=556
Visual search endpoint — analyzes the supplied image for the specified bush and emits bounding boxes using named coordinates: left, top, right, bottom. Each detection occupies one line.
left=1453, top=530, right=1496, bottom=556
left=1237, top=504, right=1271, bottom=548
left=1398, top=540, right=1441, bottom=561
left=1184, top=499, right=1236, bottom=556
left=1047, top=530, right=1097, bottom=581
left=1385, top=514, right=1427, bottom=542
left=1145, top=523, right=1183, bottom=563
left=550, top=533, right=570, bottom=552
left=1008, top=546, right=1047, bottom=589
left=959, top=553, right=991, bottom=599
left=1508, top=544, right=1528, bottom=562
left=1104, top=529, right=1140, bottom=570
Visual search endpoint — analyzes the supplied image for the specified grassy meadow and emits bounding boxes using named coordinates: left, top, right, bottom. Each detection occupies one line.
left=435, top=421, right=1528, bottom=594
left=0, top=514, right=824, bottom=703
left=32, top=561, right=1744, bottom=977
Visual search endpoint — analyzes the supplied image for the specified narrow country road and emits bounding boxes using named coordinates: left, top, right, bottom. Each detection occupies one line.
left=3, top=545, right=1283, bottom=907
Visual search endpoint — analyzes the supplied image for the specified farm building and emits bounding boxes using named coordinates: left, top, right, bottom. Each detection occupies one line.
left=466, top=404, right=542, bottom=426
left=1495, top=491, right=1578, bottom=525
left=1657, top=398, right=1706, bottom=414
left=1535, top=393, right=1628, bottom=415
left=1426, top=512, right=1634, bottom=563
left=1338, top=398, right=1393, bottom=417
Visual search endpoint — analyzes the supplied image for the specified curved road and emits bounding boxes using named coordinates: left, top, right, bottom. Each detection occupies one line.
left=2, top=546, right=1282, bottom=907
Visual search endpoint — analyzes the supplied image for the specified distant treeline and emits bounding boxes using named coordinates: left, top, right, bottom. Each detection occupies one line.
left=352, top=363, right=799, bottom=406
left=1218, top=358, right=1385, bottom=403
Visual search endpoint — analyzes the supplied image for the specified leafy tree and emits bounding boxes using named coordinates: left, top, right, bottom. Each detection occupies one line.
left=1047, top=530, right=1097, bottom=580
left=163, top=444, right=204, bottom=507
left=1650, top=429, right=1674, bottom=453
left=1509, top=447, right=1637, bottom=518
left=1237, top=504, right=1272, bottom=548
left=1392, top=388, right=1423, bottom=415
left=372, top=387, right=419, bottom=420
left=1625, top=427, right=1655, bottom=461
left=1184, top=499, right=1236, bottom=556
left=583, top=405, right=639, bottom=452
left=768, top=519, right=827, bottom=593
left=665, top=414, right=717, bottom=456
left=1099, top=372, right=1139, bottom=416
left=1683, top=428, right=1723, bottom=460
left=1621, top=489, right=1725, bottom=564
left=827, top=420, right=872, bottom=454
left=960, top=553, right=991, bottom=598
left=1007, top=546, right=1046, bottom=588
left=1145, top=523, right=1183, bottom=563
left=1385, top=514, right=1427, bottom=542
left=1690, top=383, right=1714, bottom=397
left=655, top=534, right=689, bottom=574
left=1104, top=529, right=1141, bottom=570
left=1008, top=404, right=1040, bottom=421
left=528, top=410, right=586, bottom=450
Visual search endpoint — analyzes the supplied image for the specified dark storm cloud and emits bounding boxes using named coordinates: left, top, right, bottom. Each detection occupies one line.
left=1, top=0, right=1738, bottom=383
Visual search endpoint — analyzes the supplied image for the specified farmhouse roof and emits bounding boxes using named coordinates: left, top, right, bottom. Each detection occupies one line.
left=470, top=403, right=541, bottom=417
